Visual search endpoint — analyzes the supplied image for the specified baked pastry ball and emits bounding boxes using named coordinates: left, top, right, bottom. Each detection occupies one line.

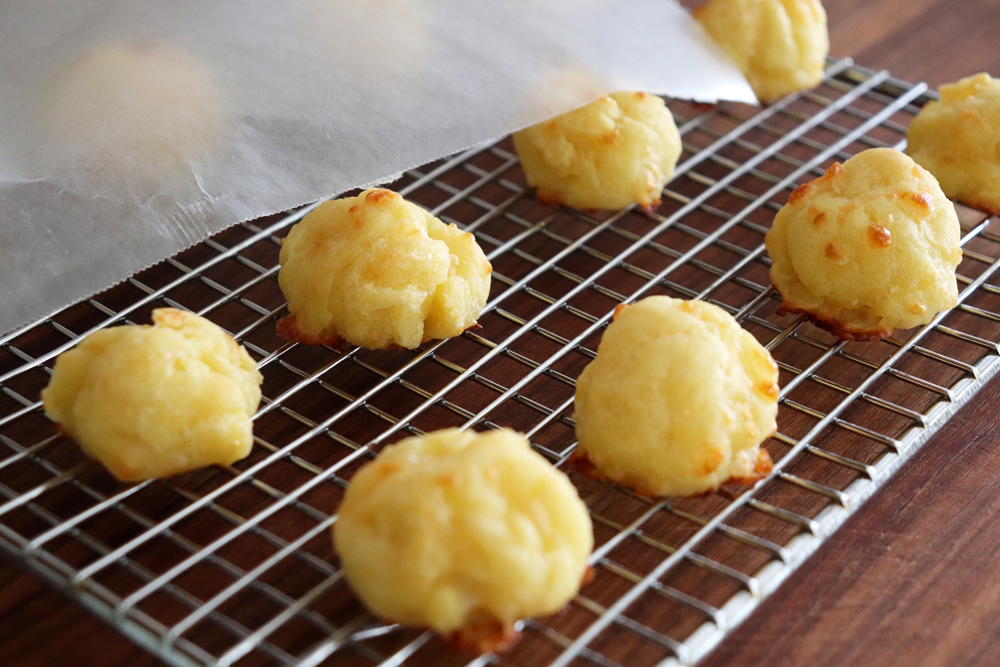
left=766, top=148, right=963, bottom=341
left=41, top=309, right=262, bottom=482
left=333, top=428, right=593, bottom=652
left=512, top=91, right=682, bottom=210
left=907, top=73, right=1000, bottom=215
left=277, top=188, right=491, bottom=349
left=38, top=43, right=224, bottom=197
left=695, top=0, right=829, bottom=103
left=573, top=297, right=778, bottom=498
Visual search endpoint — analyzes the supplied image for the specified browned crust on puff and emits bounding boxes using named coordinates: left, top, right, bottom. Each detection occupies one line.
left=441, top=610, right=520, bottom=654
left=727, top=448, right=774, bottom=486
left=534, top=189, right=564, bottom=208
left=568, top=447, right=606, bottom=483
left=568, top=446, right=772, bottom=499
left=774, top=295, right=893, bottom=342
left=439, top=565, right=596, bottom=654
left=276, top=315, right=343, bottom=347
left=534, top=189, right=661, bottom=213
left=954, top=194, right=1000, bottom=218
left=277, top=315, right=484, bottom=349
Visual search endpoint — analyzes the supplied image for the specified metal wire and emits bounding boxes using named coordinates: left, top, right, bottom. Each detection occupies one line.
left=3, top=60, right=1000, bottom=667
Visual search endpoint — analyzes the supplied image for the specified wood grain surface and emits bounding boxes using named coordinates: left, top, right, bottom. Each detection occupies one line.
left=702, top=1, right=1000, bottom=665
left=3, top=2, right=1000, bottom=666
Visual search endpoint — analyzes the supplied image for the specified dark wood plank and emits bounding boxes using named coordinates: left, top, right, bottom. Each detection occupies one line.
left=828, top=0, right=1000, bottom=88
left=700, top=1, right=1000, bottom=664
left=701, top=369, right=1000, bottom=667
left=0, top=562, right=163, bottom=667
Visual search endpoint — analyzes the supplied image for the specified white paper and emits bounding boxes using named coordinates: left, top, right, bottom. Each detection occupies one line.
left=0, top=0, right=754, bottom=335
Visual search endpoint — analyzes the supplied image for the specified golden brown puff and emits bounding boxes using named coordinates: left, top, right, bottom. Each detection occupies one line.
left=907, top=73, right=1000, bottom=215
left=765, top=148, right=962, bottom=340
left=573, top=297, right=778, bottom=498
left=695, top=0, right=828, bottom=104
left=277, top=188, right=491, bottom=349
left=42, top=309, right=262, bottom=482
left=513, top=92, right=682, bottom=210
left=333, top=428, right=593, bottom=653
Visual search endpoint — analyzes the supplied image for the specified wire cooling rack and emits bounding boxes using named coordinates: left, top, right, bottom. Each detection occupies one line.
left=3, top=59, right=1000, bottom=667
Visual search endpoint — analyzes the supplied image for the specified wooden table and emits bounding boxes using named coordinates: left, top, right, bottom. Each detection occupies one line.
left=3, top=1, right=1000, bottom=665
left=702, top=2, right=1000, bottom=665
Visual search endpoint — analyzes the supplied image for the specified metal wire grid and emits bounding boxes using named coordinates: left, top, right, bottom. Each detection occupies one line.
left=3, top=59, right=1000, bottom=667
